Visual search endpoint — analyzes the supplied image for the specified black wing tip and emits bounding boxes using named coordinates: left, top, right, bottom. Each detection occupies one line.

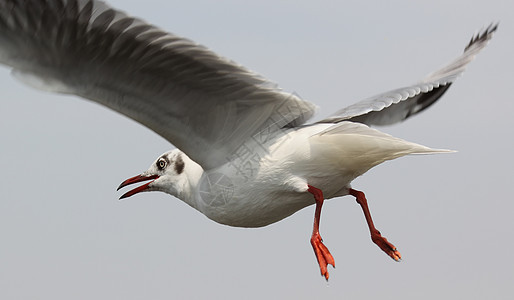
left=465, top=22, right=499, bottom=52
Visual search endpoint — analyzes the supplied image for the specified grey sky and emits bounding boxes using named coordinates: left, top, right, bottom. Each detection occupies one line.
left=0, top=0, right=513, bottom=299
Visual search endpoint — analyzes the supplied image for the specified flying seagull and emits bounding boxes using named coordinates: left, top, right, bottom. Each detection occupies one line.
left=0, top=0, right=496, bottom=280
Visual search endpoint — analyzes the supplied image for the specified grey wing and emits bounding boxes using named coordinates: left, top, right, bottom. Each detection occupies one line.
left=0, top=0, right=316, bottom=169
left=318, top=24, right=497, bottom=126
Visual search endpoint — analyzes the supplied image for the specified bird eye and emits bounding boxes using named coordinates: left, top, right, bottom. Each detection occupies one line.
left=157, top=158, right=167, bottom=170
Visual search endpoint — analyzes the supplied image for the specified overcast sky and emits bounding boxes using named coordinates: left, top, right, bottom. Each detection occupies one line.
left=0, top=0, right=513, bottom=299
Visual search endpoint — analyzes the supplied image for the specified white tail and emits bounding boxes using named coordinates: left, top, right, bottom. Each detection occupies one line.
left=310, top=122, right=454, bottom=177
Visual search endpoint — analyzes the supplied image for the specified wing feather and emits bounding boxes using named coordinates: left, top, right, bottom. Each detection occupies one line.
left=318, top=24, right=497, bottom=126
left=0, top=0, right=315, bottom=169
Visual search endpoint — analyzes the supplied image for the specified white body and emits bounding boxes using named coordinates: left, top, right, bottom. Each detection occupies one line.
left=179, top=122, right=446, bottom=227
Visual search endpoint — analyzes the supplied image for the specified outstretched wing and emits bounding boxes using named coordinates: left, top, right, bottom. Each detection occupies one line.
left=318, top=24, right=497, bottom=126
left=0, top=0, right=315, bottom=169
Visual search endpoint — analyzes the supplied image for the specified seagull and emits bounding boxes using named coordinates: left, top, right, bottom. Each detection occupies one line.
left=0, top=0, right=496, bottom=280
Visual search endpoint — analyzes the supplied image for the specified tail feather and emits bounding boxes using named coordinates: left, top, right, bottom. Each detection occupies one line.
left=311, top=122, right=453, bottom=176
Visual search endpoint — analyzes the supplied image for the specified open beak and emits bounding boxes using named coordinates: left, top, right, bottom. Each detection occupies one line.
left=117, top=174, right=159, bottom=199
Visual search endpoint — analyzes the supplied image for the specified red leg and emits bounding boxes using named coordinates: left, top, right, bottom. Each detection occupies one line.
left=349, top=188, right=401, bottom=261
left=307, top=185, right=335, bottom=280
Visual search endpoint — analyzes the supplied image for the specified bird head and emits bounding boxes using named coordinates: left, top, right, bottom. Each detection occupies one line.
left=117, top=149, right=202, bottom=201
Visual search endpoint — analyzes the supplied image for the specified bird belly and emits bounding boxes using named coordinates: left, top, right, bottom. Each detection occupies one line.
left=192, top=125, right=360, bottom=227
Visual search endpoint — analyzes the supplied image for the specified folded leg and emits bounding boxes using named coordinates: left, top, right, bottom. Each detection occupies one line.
left=349, top=188, right=401, bottom=261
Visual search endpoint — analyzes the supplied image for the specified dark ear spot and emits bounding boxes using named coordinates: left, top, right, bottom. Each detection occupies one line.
left=174, top=154, right=185, bottom=174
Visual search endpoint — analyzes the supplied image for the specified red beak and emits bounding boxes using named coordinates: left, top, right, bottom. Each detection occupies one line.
left=117, top=174, right=159, bottom=199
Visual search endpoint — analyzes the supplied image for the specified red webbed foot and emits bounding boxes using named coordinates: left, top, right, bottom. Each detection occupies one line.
left=311, top=232, right=335, bottom=280
left=371, top=229, right=402, bottom=261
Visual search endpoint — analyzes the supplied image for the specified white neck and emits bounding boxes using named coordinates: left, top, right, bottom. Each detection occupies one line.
left=176, top=158, right=204, bottom=209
